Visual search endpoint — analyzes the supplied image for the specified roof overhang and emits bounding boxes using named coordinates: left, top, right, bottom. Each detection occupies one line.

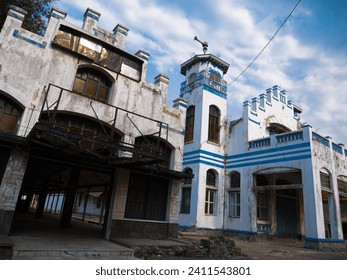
left=181, top=54, right=229, bottom=75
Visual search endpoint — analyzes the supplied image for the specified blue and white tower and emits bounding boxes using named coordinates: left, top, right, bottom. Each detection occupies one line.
left=179, top=51, right=229, bottom=233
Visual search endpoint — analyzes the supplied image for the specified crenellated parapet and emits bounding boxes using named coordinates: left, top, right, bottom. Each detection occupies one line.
left=242, top=85, right=303, bottom=140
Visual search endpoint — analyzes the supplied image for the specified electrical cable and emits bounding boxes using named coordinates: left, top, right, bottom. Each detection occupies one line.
left=228, top=0, right=302, bottom=85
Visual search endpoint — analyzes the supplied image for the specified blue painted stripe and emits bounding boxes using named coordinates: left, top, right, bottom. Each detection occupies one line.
left=305, top=237, right=345, bottom=243
left=227, top=147, right=311, bottom=165
left=248, top=117, right=260, bottom=125
left=227, top=142, right=311, bottom=160
left=184, top=154, right=224, bottom=165
left=203, top=85, right=227, bottom=99
left=138, top=54, right=149, bottom=61
left=13, top=29, right=46, bottom=49
left=196, top=227, right=223, bottom=231
left=224, top=229, right=257, bottom=235
left=184, top=149, right=225, bottom=159
left=8, top=12, right=24, bottom=21
left=51, top=12, right=65, bottom=20
left=179, top=102, right=188, bottom=108
left=227, top=154, right=311, bottom=168
left=183, top=159, right=225, bottom=169
left=87, top=12, right=100, bottom=21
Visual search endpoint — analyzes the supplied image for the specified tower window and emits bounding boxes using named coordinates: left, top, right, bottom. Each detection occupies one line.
left=209, top=71, right=221, bottom=84
left=184, top=106, right=195, bottom=143
left=208, top=105, right=220, bottom=143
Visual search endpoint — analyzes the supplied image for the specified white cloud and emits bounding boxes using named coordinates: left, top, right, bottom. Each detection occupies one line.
left=56, top=0, right=347, bottom=144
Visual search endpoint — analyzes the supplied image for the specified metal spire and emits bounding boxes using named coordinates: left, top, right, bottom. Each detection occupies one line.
left=194, top=36, right=208, bottom=54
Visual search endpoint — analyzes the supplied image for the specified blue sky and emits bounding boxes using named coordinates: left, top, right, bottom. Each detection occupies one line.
left=56, top=0, right=347, bottom=144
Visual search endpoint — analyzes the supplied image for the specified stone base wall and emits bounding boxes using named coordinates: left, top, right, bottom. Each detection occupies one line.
left=110, top=219, right=178, bottom=239
left=304, top=239, right=346, bottom=250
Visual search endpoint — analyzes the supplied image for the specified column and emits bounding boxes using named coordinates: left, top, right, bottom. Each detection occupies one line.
left=60, top=168, right=80, bottom=228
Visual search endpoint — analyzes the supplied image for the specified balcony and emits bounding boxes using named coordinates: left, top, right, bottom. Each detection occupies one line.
left=180, top=70, right=227, bottom=96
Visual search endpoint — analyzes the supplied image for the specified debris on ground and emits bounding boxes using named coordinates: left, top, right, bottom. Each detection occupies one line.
left=133, top=236, right=248, bottom=259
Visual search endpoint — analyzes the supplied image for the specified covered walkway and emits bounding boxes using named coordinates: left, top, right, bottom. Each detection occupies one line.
left=8, top=212, right=135, bottom=260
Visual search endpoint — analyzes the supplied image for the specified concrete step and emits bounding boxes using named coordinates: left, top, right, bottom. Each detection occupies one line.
left=10, top=235, right=135, bottom=260
left=12, top=247, right=135, bottom=260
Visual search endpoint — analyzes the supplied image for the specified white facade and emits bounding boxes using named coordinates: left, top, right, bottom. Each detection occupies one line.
left=179, top=55, right=347, bottom=249
left=0, top=6, right=187, bottom=239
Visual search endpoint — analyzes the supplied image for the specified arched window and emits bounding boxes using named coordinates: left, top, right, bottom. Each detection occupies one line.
left=320, top=169, right=332, bottom=190
left=206, top=169, right=217, bottom=186
left=42, top=113, right=121, bottom=153
left=209, top=71, right=221, bottom=84
left=208, top=105, right=220, bottom=143
left=337, top=176, right=347, bottom=193
left=134, top=136, right=172, bottom=168
left=184, top=106, right=195, bottom=143
left=0, top=95, right=23, bottom=134
left=188, top=73, right=197, bottom=84
left=183, top=168, right=193, bottom=185
left=72, top=67, right=112, bottom=102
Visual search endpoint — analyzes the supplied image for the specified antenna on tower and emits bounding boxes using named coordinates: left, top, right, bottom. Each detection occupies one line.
left=194, top=36, right=208, bottom=54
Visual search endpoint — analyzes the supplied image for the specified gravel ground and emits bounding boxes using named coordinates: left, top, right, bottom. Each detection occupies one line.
left=233, top=238, right=347, bottom=260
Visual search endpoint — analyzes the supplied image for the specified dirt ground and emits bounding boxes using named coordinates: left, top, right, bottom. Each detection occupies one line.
left=233, top=238, right=347, bottom=260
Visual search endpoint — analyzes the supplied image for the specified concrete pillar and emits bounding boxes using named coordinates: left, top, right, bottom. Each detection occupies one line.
left=113, top=24, right=128, bottom=49
left=45, top=8, right=67, bottom=41
left=135, top=50, right=150, bottom=81
left=326, top=137, right=343, bottom=240
left=167, top=179, right=180, bottom=238
left=82, top=8, right=100, bottom=34
left=2, top=5, right=27, bottom=31
left=0, top=148, right=29, bottom=234
left=60, top=168, right=80, bottom=228
left=154, top=73, right=170, bottom=103
left=35, top=187, right=48, bottom=219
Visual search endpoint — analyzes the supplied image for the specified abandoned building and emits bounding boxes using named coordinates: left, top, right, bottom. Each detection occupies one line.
left=179, top=55, right=347, bottom=249
left=0, top=4, right=346, bottom=253
left=0, top=6, right=189, bottom=240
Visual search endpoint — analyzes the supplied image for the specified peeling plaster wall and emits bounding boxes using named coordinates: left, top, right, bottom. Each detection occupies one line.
left=0, top=6, right=186, bottom=237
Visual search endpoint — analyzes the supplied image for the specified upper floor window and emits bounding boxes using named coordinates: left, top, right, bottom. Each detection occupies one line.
left=188, top=73, right=197, bottom=84
left=209, top=71, right=221, bottom=84
left=208, top=105, right=220, bottom=143
left=230, top=171, right=241, bottom=189
left=320, top=170, right=332, bottom=190
left=184, top=106, right=195, bottom=143
left=72, top=68, right=112, bottom=102
left=0, top=95, right=23, bottom=134
left=134, top=136, right=172, bottom=168
left=206, top=169, right=217, bottom=186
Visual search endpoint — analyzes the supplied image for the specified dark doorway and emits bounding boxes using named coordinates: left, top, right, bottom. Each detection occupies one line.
left=125, top=172, right=168, bottom=221
left=276, top=194, right=298, bottom=237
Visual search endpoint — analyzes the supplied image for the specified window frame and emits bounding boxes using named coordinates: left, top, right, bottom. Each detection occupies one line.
left=72, top=68, right=112, bottom=103
left=208, top=105, right=220, bottom=143
left=184, top=106, right=195, bottom=143
left=205, top=188, right=216, bottom=215
left=229, top=191, right=241, bottom=218
left=257, top=193, right=269, bottom=220
left=229, top=171, right=241, bottom=218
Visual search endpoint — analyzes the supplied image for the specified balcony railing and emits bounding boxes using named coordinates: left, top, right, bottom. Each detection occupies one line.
left=180, top=71, right=227, bottom=95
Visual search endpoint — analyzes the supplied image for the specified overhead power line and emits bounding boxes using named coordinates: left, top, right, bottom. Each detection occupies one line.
left=228, top=0, right=302, bottom=85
